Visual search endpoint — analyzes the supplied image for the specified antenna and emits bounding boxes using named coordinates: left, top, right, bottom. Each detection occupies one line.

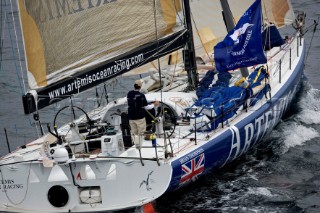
left=4, top=128, right=11, bottom=153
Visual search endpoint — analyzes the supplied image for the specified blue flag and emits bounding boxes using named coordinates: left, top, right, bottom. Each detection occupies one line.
left=214, top=0, right=266, bottom=72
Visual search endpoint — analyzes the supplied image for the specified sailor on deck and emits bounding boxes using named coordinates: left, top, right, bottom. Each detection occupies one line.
left=127, top=80, right=159, bottom=136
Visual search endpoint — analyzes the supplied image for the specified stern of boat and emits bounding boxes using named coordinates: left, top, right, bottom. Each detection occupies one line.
left=0, top=155, right=172, bottom=212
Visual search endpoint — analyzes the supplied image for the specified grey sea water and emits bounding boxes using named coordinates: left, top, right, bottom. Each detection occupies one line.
left=1, top=0, right=320, bottom=212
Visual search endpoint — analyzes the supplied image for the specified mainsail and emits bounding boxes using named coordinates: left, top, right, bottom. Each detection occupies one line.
left=19, top=0, right=187, bottom=113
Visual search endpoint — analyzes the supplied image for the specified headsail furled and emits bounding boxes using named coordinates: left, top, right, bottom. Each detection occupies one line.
left=19, top=0, right=187, bottom=113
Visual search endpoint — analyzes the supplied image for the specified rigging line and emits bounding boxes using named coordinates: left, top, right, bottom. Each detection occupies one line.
left=153, top=0, right=169, bottom=151
left=128, top=27, right=187, bottom=69
left=150, top=61, right=158, bottom=70
left=174, top=0, right=183, bottom=26
left=97, top=85, right=105, bottom=107
left=304, top=17, right=319, bottom=69
left=152, top=0, right=163, bottom=104
left=302, top=21, right=319, bottom=35
left=167, top=51, right=178, bottom=90
left=190, top=11, right=212, bottom=65
left=0, top=1, right=3, bottom=72
left=9, top=0, right=26, bottom=93
left=134, top=30, right=188, bottom=69
left=262, top=0, right=269, bottom=24
left=5, top=2, right=23, bottom=95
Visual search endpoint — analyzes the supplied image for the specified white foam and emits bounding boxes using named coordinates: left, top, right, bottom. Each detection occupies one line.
left=248, top=174, right=259, bottom=181
left=247, top=187, right=273, bottom=197
left=221, top=194, right=231, bottom=201
left=298, top=87, right=320, bottom=112
left=296, top=109, right=320, bottom=124
left=280, top=123, right=319, bottom=152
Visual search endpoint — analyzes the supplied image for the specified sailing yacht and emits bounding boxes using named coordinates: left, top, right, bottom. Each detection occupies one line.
left=0, top=0, right=311, bottom=212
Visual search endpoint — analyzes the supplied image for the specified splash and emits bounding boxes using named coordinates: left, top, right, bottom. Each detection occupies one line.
left=247, top=187, right=273, bottom=197
left=296, top=87, right=320, bottom=124
left=276, top=123, right=319, bottom=153
left=296, top=109, right=320, bottom=124
left=268, top=84, right=320, bottom=152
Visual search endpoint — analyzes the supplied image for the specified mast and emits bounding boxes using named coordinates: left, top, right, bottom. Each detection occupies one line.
left=220, top=0, right=249, bottom=77
left=183, top=0, right=198, bottom=90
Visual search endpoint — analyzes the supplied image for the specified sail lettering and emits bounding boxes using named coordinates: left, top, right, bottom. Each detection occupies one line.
left=73, top=0, right=85, bottom=13
left=36, top=0, right=118, bottom=22
left=55, top=0, right=73, bottom=18
left=88, top=0, right=117, bottom=8
left=29, top=0, right=49, bottom=22
left=47, top=53, right=144, bottom=99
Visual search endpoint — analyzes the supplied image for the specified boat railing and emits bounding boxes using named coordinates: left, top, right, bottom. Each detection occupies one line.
left=178, top=34, right=303, bottom=145
left=269, top=33, right=302, bottom=84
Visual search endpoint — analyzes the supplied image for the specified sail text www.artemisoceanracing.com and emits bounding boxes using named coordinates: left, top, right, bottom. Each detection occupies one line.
left=48, top=54, right=144, bottom=99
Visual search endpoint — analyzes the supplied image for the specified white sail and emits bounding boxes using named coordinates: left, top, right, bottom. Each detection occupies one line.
left=18, top=0, right=184, bottom=89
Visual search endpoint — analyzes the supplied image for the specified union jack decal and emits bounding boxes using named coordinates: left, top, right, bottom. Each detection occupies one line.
left=180, top=153, right=205, bottom=185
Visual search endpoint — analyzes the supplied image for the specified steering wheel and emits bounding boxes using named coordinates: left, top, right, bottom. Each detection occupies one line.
left=156, top=102, right=177, bottom=137
left=53, top=105, right=93, bottom=138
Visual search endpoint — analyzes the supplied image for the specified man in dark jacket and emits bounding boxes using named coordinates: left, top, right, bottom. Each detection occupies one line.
left=127, top=80, right=158, bottom=135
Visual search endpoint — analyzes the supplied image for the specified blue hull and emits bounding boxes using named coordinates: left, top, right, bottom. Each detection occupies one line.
left=167, top=45, right=305, bottom=192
